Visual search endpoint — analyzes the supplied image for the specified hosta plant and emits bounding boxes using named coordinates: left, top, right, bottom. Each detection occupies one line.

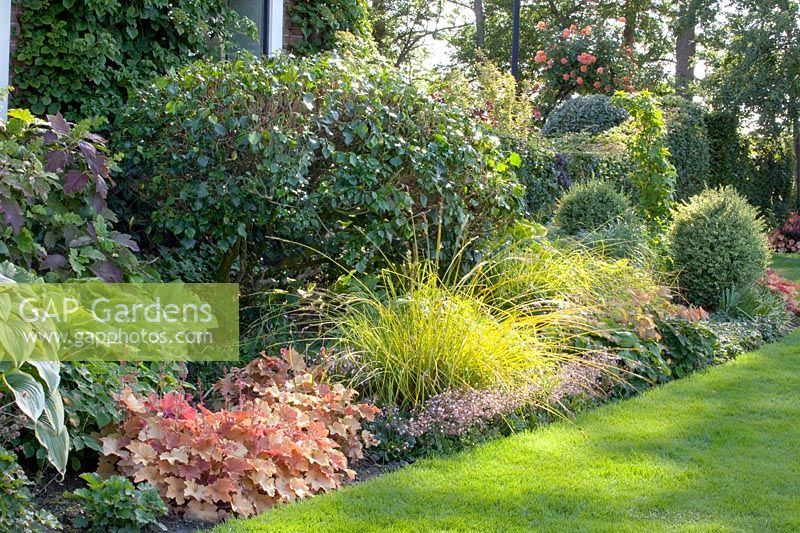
left=0, top=262, right=69, bottom=473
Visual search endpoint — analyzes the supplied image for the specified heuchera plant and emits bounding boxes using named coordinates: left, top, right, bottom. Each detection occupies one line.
left=99, top=351, right=379, bottom=522
left=760, top=268, right=800, bottom=317
left=530, top=17, right=637, bottom=115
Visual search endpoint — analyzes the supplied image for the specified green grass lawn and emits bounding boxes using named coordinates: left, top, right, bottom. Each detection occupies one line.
left=217, top=256, right=800, bottom=532
left=773, top=253, right=800, bottom=281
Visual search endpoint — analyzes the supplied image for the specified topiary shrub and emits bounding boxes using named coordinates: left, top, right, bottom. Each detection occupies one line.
left=113, top=46, right=524, bottom=285
left=669, top=187, right=770, bottom=308
left=661, top=95, right=711, bottom=201
left=542, top=95, right=629, bottom=137
left=553, top=180, right=631, bottom=235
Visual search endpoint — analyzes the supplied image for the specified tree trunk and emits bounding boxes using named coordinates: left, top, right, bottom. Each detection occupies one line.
left=623, top=2, right=637, bottom=48
left=675, top=1, right=698, bottom=96
left=474, top=0, right=485, bottom=48
left=371, top=0, right=386, bottom=46
left=794, top=116, right=800, bottom=209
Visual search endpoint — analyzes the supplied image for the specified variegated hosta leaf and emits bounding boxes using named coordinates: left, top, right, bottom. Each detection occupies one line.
left=35, top=417, right=69, bottom=475
left=27, top=361, right=61, bottom=394
left=3, top=369, right=45, bottom=421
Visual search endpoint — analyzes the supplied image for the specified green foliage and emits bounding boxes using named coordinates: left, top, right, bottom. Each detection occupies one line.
left=510, top=133, right=633, bottom=221
left=656, top=317, right=717, bottom=379
left=669, top=187, right=770, bottom=307
left=553, top=180, right=632, bottom=235
left=0, top=448, right=60, bottom=531
left=0, top=264, right=69, bottom=474
left=66, top=473, right=167, bottom=532
left=747, top=135, right=795, bottom=224
left=612, top=91, right=677, bottom=229
left=59, top=362, right=188, bottom=463
left=324, top=257, right=577, bottom=408
left=12, top=0, right=246, bottom=121
left=542, top=95, right=629, bottom=137
left=288, top=0, right=371, bottom=54
left=661, top=95, right=711, bottom=201
left=434, top=62, right=534, bottom=138
left=0, top=110, right=144, bottom=282
left=114, top=48, right=524, bottom=284
left=704, top=111, right=750, bottom=189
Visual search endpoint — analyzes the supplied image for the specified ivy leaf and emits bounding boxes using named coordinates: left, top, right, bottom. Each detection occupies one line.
left=508, top=152, right=522, bottom=167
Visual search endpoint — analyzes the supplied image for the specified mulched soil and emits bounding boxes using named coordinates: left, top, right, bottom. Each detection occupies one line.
left=29, top=457, right=408, bottom=531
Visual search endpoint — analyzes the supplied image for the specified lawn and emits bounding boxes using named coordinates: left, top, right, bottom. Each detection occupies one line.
left=217, top=256, right=800, bottom=532
left=773, top=253, right=800, bottom=282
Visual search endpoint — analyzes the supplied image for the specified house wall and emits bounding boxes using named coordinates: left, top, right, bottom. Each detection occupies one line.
left=7, top=0, right=301, bottom=86
left=283, top=0, right=303, bottom=48
left=8, top=1, right=18, bottom=83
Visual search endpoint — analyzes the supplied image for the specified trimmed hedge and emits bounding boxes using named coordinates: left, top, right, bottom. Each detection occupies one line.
left=661, top=95, right=711, bottom=201
left=542, top=95, right=629, bottom=137
left=11, top=0, right=243, bottom=121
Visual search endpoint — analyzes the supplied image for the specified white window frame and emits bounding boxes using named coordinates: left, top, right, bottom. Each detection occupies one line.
left=1, top=0, right=10, bottom=120
left=265, top=0, right=283, bottom=56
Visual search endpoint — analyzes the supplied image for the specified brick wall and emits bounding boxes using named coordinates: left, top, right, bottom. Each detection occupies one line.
left=282, top=0, right=303, bottom=48
left=9, top=1, right=20, bottom=83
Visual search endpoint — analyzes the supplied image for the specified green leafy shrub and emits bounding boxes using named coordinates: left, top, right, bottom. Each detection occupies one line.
left=0, top=447, right=60, bottom=531
left=669, top=187, right=770, bottom=307
left=66, top=473, right=167, bottom=532
left=433, top=62, right=534, bottom=139
left=0, top=110, right=144, bottom=281
left=553, top=180, right=631, bottom=235
left=661, top=95, right=711, bottom=201
left=288, top=1, right=371, bottom=54
left=656, top=317, right=717, bottom=379
left=542, top=95, right=629, bottom=137
left=612, top=91, right=677, bottom=229
left=12, top=0, right=247, bottom=121
left=114, top=47, right=523, bottom=284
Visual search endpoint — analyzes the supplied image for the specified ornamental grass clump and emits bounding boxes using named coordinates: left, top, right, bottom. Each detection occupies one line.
left=669, top=186, right=770, bottom=307
left=322, top=258, right=586, bottom=409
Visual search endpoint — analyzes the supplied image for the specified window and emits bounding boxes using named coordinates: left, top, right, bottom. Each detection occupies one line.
left=230, top=0, right=283, bottom=56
